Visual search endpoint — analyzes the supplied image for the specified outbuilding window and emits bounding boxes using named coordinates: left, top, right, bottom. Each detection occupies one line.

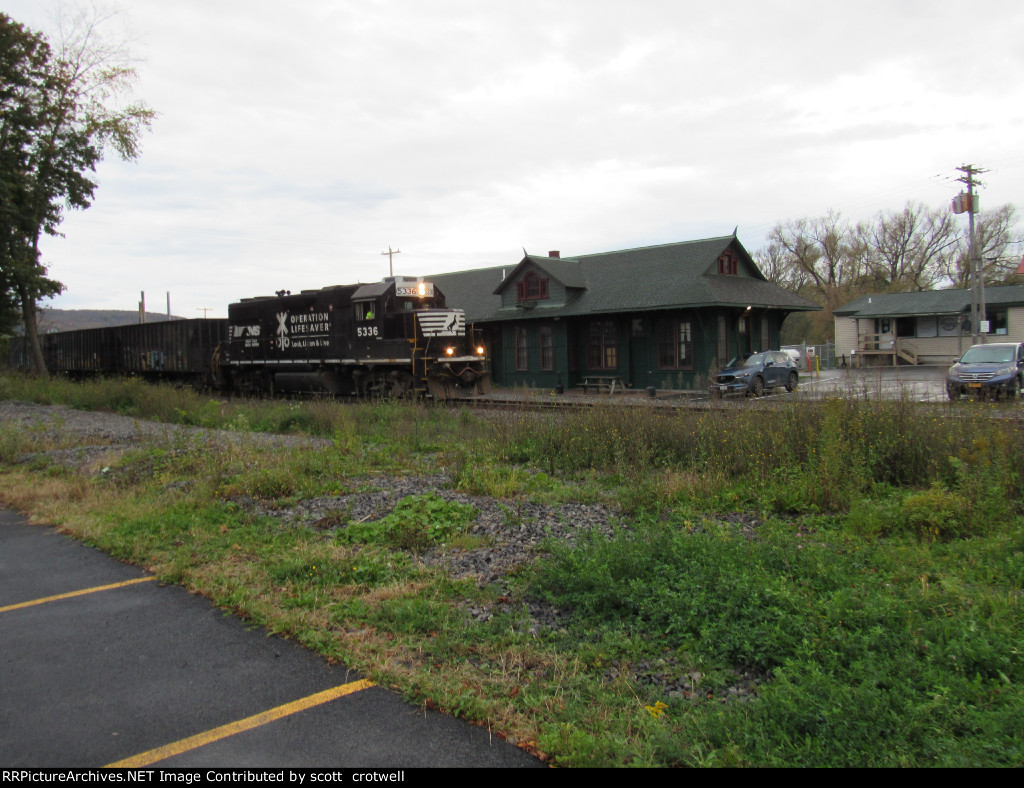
left=988, top=309, right=1009, bottom=335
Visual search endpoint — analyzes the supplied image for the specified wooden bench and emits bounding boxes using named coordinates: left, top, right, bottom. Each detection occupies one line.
left=579, top=376, right=627, bottom=394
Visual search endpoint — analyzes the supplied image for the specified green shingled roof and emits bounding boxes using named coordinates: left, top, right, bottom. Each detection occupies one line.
left=835, top=286, right=1024, bottom=319
left=432, top=236, right=818, bottom=323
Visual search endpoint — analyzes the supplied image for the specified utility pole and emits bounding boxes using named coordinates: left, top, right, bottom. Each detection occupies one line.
left=196, top=307, right=213, bottom=318
left=381, top=245, right=401, bottom=278
left=954, top=164, right=986, bottom=343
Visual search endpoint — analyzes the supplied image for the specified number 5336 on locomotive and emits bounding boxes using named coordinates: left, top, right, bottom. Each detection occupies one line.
left=223, top=277, right=490, bottom=399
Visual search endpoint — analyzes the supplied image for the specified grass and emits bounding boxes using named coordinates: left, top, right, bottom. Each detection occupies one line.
left=0, top=374, right=1022, bottom=766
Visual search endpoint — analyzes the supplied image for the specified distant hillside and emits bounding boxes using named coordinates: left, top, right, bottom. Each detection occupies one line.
left=36, top=309, right=187, bottom=334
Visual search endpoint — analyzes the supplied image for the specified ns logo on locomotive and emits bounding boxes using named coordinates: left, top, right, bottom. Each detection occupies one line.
left=16, top=277, right=490, bottom=401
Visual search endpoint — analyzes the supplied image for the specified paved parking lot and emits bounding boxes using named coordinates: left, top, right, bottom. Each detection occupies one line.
left=795, top=364, right=951, bottom=402
left=0, top=508, right=542, bottom=768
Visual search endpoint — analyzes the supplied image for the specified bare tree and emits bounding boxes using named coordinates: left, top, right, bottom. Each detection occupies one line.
left=857, top=202, right=958, bottom=292
left=763, top=212, right=866, bottom=343
left=940, top=204, right=1021, bottom=287
left=770, top=211, right=863, bottom=302
left=753, top=238, right=802, bottom=290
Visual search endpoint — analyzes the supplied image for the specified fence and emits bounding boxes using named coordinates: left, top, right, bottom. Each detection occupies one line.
left=782, top=341, right=838, bottom=369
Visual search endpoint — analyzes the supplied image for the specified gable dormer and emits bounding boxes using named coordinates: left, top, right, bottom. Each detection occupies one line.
left=495, top=251, right=586, bottom=310
left=717, top=249, right=739, bottom=276
left=703, top=240, right=766, bottom=281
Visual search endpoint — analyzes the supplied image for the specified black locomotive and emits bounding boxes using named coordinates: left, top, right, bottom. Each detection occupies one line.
left=225, top=276, right=489, bottom=398
left=13, top=276, right=491, bottom=400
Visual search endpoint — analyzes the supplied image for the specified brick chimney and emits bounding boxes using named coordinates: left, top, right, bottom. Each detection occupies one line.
left=548, top=250, right=560, bottom=258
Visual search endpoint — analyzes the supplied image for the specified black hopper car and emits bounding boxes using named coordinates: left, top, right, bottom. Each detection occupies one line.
left=12, top=277, right=491, bottom=400
left=22, top=318, right=227, bottom=387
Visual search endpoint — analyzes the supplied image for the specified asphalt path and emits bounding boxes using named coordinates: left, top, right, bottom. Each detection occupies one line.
left=0, top=508, right=542, bottom=769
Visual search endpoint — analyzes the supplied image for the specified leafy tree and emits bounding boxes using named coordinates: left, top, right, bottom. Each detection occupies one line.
left=0, top=14, right=55, bottom=343
left=0, top=8, right=153, bottom=373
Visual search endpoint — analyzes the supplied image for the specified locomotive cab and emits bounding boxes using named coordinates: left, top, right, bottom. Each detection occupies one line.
left=354, top=277, right=490, bottom=398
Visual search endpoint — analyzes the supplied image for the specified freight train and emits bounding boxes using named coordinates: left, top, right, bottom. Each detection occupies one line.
left=10, top=276, right=491, bottom=400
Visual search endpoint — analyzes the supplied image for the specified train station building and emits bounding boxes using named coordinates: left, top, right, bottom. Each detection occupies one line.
left=433, top=234, right=818, bottom=391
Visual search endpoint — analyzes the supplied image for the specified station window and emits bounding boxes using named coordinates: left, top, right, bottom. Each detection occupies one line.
left=515, top=326, right=529, bottom=371
left=658, top=317, right=694, bottom=370
left=587, top=320, right=617, bottom=370
left=738, top=315, right=750, bottom=354
left=539, top=325, right=554, bottom=370
left=718, top=252, right=738, bottom=276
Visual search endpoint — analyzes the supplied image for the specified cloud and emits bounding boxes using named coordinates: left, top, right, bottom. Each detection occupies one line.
left=1, top=0, right=1020, bottom=316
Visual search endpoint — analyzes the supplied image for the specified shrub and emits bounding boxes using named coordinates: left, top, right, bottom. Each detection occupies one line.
left=338, top=493, right=477, bottom=551
left=0, top=423, right=27, bottom=464
left=900, top=486, right=970, bottom=540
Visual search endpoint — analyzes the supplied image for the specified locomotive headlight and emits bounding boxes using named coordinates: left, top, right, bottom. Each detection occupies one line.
left=476, top=346, right=485, bottom=355
left=418, top=283, right=427, bottom=297
left=445, top=346, right=455, bottom=356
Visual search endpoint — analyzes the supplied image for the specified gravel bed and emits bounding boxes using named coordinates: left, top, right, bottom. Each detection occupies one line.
left=252, top=476, right=619, bottom=584
left=0, top=400, right=328, bottom=470
left=1, top=400, right=609, bottom=634
left=2, top=399, right=766, bottom=701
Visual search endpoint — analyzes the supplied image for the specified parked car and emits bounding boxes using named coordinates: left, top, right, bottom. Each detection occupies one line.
left=710, top=351, right=799, bottom=398
left=946, top=342, right=1024, bottom=400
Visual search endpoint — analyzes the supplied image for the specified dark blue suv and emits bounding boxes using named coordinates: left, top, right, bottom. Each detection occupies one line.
left=946, top=342, right=1024, bottom=400
left=710, top=351, right=799, bottom=398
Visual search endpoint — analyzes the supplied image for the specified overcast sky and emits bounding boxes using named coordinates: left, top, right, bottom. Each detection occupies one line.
left=3, top=0, right=1023, bottom=318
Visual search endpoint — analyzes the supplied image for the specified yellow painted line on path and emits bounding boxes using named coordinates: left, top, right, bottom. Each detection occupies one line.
left=107, top=679, right=376, bottom=767
left=0, top=576, right=156, bottom=614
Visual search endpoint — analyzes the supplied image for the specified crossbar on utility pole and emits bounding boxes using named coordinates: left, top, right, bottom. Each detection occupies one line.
left=381, top=246, right=402, bottom=278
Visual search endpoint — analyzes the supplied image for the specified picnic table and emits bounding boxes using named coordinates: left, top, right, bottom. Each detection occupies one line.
left=579, top=375, right=628, bottom=394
